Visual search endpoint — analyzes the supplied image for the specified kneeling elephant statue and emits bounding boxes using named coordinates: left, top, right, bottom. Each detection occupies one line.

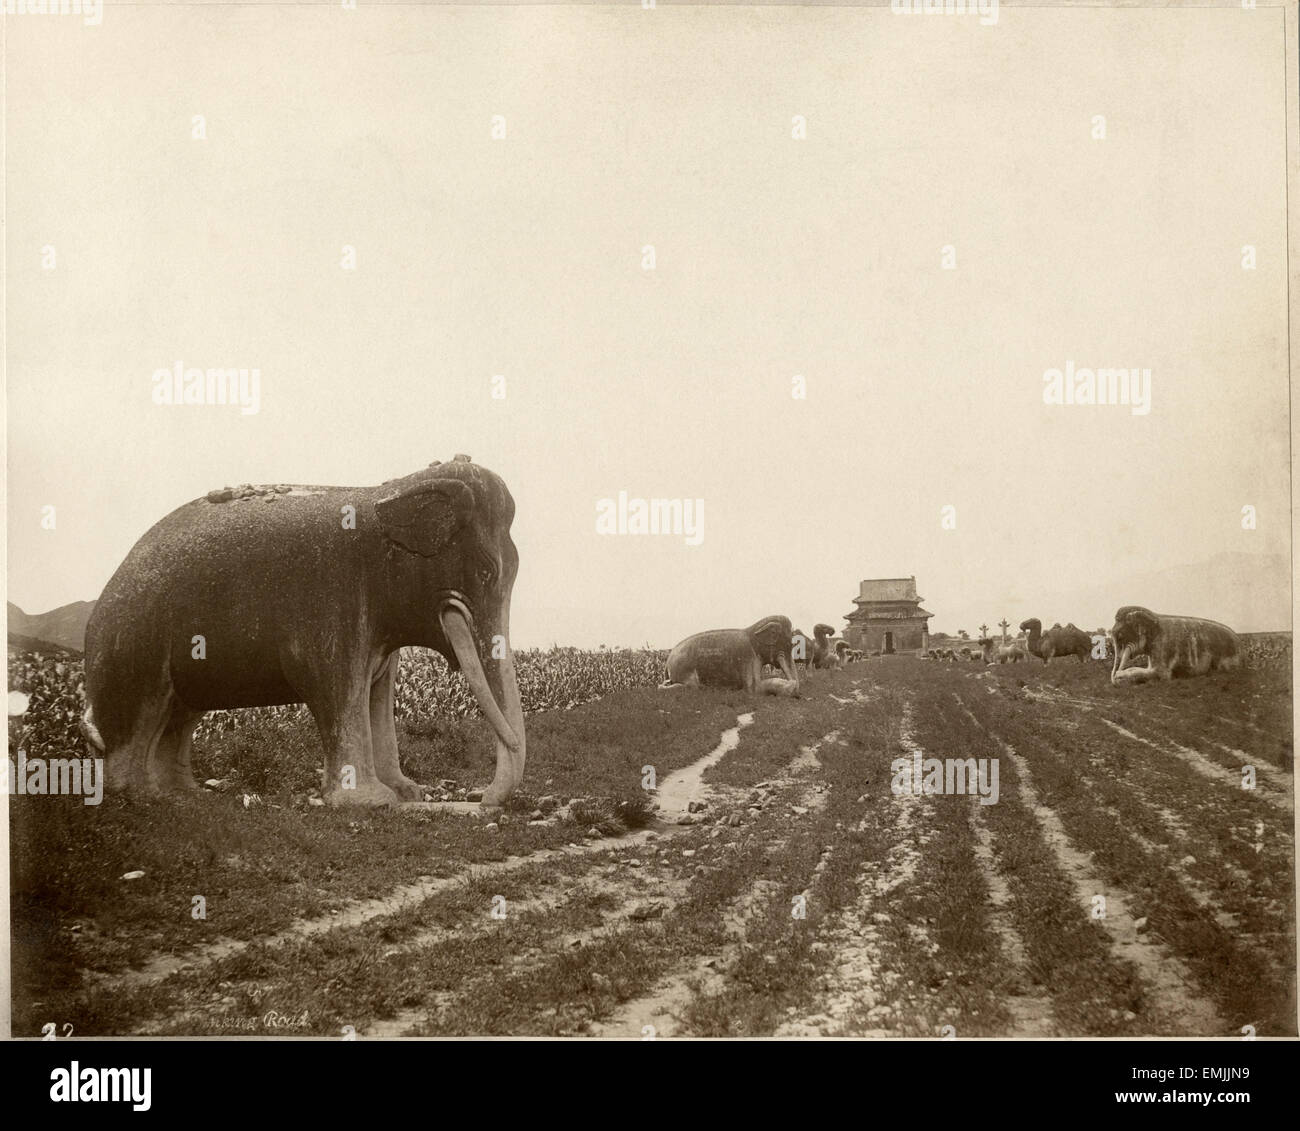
left=660, top=615, right=800, bottom=696
left=1110, top=606, right=1240, bottom=685
left=82, top=455, right=525, bottom=808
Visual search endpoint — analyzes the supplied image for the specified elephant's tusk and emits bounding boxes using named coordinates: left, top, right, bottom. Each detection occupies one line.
left=439, top=602, right=521, bottom=752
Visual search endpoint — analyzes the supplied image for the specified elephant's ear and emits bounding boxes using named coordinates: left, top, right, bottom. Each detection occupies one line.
left=375, top=478, right=474, bottom=556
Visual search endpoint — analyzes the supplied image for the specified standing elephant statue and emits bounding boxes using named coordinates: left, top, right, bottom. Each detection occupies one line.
left=81, top=455, right=526, bottom=808
left=659, top=615, right=800, bottom=696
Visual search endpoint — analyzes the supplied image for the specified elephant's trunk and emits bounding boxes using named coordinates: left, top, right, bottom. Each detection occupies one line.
left=778, top=652, right=798, bottom=685
left=439, top=597, right=526, bottom=806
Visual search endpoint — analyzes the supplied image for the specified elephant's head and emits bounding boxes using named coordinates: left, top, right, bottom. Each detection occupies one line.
left=374, top=455, right=524, bottom=806
left=1111, top=606, right=1160, bottom=657
left=746, top=615, right=797, bottom=682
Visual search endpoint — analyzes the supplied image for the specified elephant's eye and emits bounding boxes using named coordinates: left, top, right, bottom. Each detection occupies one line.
left=475, top=553, right=497, bottom=587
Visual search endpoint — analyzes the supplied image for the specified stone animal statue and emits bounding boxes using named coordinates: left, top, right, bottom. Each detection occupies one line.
left=660, top=615, right=800, bottom=696
left=811, top=623, right=840, bottom=670
left=980, top=638, right=1027, bottom=664
left=835, top=640, right=850, bottom=666
left=1110, top=606, right=1240, bottom=685
left=1021, top=618, right=1091, bottom=663
left=81, top=456, right=525, bottom=808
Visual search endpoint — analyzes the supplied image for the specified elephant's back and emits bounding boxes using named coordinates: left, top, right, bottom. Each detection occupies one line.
left=666, top=628, right=751, bottom=685
left=86, top=485, right=379, bottom=668
left=100, top=486, right=372, bottom=591
left=1162, top=615, right=1240, bottom=657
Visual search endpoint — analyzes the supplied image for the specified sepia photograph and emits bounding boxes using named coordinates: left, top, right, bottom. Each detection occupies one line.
left=2, top=0, right=1297, bottom=1086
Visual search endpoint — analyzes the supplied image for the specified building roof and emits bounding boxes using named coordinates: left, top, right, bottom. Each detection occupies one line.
left=855, top=577, right=917, bottom=602
left=845, top=607, right=934, bottom=622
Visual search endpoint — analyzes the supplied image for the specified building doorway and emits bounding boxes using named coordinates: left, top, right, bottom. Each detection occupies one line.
left=883, top=631, right=895, bottom=655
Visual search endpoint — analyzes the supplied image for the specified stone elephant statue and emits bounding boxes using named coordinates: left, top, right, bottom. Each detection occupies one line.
left=1110, top=606, right=1240, bottom=684
left=81, top=455, right=525, bottom=808
left=659, top=615, right=800, bottom=696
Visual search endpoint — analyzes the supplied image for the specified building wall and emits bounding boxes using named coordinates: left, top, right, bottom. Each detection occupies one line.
left=846, top=620, right=928, bottom=653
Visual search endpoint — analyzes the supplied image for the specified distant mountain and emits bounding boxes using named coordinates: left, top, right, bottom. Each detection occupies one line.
left=7, top=600, right=95, bottom=655
left=1009, top=552, right=1291, bottom=636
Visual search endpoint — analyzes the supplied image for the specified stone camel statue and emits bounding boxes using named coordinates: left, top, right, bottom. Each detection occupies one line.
left=81, top=456, right=526, bottom=808
left=811, top=623, right=839, bottom=670
left=1110, top=606, right=1240, bottom=685
left=659, top=615, right=800, bottom=696
left=1020, top=618, right=1092, bottom=663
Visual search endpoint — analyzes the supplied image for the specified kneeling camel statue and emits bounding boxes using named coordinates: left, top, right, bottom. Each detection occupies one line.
left=1021, top=618, right=1092, bottom=663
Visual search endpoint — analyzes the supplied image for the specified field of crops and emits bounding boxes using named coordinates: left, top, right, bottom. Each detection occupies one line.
left=7, top=644, right=668, bottom=755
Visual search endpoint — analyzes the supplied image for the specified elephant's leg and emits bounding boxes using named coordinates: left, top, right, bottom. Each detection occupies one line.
left=308, top=681, right=399, bottom=808
left=659, top=667, right=698, bottom=690
left=152, top=705, right=204, bottom=793
left=104, top=680, right=176, bottom=796
left=369, top=654, right=424, bottom=801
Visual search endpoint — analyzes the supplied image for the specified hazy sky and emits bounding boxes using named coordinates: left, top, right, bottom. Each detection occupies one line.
left=5, top=4, right=1293, bottom=647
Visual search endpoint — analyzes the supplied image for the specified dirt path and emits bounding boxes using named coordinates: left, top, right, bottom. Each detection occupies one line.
left=591, top=728, right=844, bottom=1038
left=968, top=803, right=1057, bottom=1037
left=777, top=702, right=929, bottom=1037
left=653, top=713, right=754, bottom=818
left=1101, top=720, right=1293, bottom=813
left=108, top=715, right=765, bottom=995
left=995, top=732, right=1225, bottom=1036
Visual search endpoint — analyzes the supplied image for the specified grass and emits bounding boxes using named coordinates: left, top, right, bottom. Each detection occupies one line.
left=10, top=655, right=1293, bottom=1038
